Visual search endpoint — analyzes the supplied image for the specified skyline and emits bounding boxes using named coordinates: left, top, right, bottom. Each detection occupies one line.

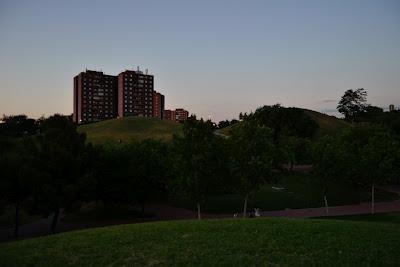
left=1, top=0, right=399, bottom=122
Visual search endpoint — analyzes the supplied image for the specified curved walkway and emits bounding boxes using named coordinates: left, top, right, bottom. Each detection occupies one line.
left=2, top=199, right=400, bottom=243
left=260, top=200, right=400, bottom=218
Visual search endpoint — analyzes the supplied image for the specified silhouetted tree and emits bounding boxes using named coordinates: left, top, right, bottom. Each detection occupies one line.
left=229, top=120, right=275, bottom=217
left=34, top=115, right=87, bottom=233
left=126, top=140, right=170, bottom=214
left=313, top=135, right=349, bottom=214
left=171, top=116, right=219, bottom=219
left=337, top=88, right=368, bottom=122
left=0, top=115, right=38, bottom=137
left=249, top=105, right=319, bottom=141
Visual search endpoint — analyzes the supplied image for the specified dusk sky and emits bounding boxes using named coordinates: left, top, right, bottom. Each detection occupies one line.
left=0, top=0, right=399, bottom=121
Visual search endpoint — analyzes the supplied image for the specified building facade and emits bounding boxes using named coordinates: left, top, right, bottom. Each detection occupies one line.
left=73, top=68, right=188, bottom=124
left=164, top=108, right=189, bottom=122
left=175, top=108, right=189, bottom=122
left=164, top=109, right=176, bottom=121
left=152, top=91, right=165, bottom=119
left=73, top=70, right=118, bottom=123
left=118, top=70, right=154, bottom=118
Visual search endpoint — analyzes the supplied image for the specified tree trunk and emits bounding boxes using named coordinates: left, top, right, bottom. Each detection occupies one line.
left=51, top=207, right=60, bottom=234
left=324, top=195, right=329, bottom=215
left=371, top=182, right=375, bottom=215
left=243, top=194, right=248, bottom=218
left=14, top=201, right=20, bottom=238
left=197, top=202, right=201, bottom=220
left=103, top=199, right=108, bottom=218
left=141, top=202, right=145, bottom=216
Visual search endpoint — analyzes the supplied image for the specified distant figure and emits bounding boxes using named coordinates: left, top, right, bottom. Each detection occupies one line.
left=233, top=213, right=238, bottom=218
left=254, top=208, right=261, bottom=217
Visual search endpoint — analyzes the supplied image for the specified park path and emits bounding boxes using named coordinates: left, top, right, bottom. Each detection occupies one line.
left=260, top=200, right=400, bottom=218
left=260, top=185, right=400, bottom=218
left=2, top=194, right=400, bottom=243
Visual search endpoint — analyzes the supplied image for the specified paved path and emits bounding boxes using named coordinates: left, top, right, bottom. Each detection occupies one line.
left=260, top=200, right=400, bottom=218
left=2, top=199, right=400, bottom=243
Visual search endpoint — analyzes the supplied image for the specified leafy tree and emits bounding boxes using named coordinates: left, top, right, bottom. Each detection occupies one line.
left=229, top=120, right=275, bottom=217
left=218, top=119, right=239, bottom=129
left=88, top=144, right=129, bottom=216
left=364, top=105, right=383, bottom=114
left=0, top=142, right=25, bottom=237
left=33, top=115, right=88, bottom=233
left=249, top=105, right=319, bottom=141
left=278, top=136, right=312, bottom=170
left=330, top=126, right=400, bottom=214
left=171, top=116, right=220, bottom=219
left=337, top=88, right=368, bottom=122
left=126, top=140, right=170, bottom=214
left=0, top=115, right=38, bottom=137
left=313, top=135, right=349, bottom=214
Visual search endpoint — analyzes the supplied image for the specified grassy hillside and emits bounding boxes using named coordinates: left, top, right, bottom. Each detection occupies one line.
left=302, top=109, right=350, bottom=138
left=1, top=218, right=399, bottom=266
left=78, top=117, right=182, bottom=144
left=216, top=109, right=350, bottom=139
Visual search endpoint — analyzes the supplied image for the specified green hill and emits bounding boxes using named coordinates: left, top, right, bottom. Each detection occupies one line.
left=78, top=117, right=182, bottom=144
left=1, top=218, right=399, bottom=266
left=216, top=109, right=350, bottom=139
left=302, top=109, right=349, bottom=138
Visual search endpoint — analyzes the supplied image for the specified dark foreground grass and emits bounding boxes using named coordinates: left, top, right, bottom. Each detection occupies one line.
left=1, top=218, right=399, bottom=266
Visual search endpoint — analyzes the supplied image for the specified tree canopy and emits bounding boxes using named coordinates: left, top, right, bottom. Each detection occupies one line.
left=337, top=88, right=368, bottom=122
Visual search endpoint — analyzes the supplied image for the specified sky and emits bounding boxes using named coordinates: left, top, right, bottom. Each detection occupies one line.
left=0, top=0, right=399, bottom=122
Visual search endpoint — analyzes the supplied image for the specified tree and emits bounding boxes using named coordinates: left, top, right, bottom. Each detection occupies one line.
left=357, top=131, right=399, bottom=214
left=88, top=144, right=129, bottom=217
left=0, top=115, right=38, bottom=137
left=126, top=140, right=170, bottom=214
left=337, top=88, right=368, bottom=122
left=0, top=142, right=26, bottom=237
left=249, top=105, right=319, bottom=141
left=171, top=116, right=220, bottom=219
left=229, top=120, right=275, bottom=217
left=336, top=126, right=399, bottom=214
left=313, top=135, right=349, bottom=214
left=34, top=115, right=88, bottom=233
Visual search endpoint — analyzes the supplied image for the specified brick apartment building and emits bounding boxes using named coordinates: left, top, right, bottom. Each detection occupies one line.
left=165, top=108, right=189, bottom=122
left=118, top=70, right=154, bottom=118
left=73, top=70, right=118, bottom=123
left=152, top=91, right=165, bottom=119
left=73, top=69, right=186, bottom=124
left=164, top=109, right=175, bottom=122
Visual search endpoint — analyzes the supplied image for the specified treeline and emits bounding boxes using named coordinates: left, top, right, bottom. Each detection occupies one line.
left=1, top=103, right=400, bottom=237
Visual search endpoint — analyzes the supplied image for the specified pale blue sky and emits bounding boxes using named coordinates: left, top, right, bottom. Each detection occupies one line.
left=0, top=0, right=399, bottom=121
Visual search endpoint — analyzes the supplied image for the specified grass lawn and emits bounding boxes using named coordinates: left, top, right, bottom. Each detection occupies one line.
left=315, top=212, right=400, bottom=224
left=302, top=109, right=350, bottom=138
left=78, top=117, right=182, bottom=144
left=1, top=218, right=399, bottom=266
left=180, top=172, right=398, bottom=214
